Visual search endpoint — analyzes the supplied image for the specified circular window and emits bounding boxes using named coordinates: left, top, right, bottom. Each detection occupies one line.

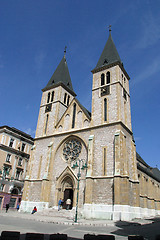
left=63, top=139, right=82, bottom=162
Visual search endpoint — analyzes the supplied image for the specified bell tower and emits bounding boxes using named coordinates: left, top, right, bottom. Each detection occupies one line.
left=91, top=29, right=132, bottom=131
left=84, top=29, right=139, bottom=220
left=35, top=51, right=76, bottom=138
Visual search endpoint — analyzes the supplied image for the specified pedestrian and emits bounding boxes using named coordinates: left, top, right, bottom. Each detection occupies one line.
left=5, top=203, right=9, bottom=213
left=31, top=206, right=37, bottom=214
left=66, top=198, right=71, bottom=210
left=17, top=204, right=19, bottom=211
left=58, top=198, right=62, bottom=211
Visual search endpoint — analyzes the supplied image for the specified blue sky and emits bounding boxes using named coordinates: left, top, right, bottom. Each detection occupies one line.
left=0, top=0, right=160, bottom=169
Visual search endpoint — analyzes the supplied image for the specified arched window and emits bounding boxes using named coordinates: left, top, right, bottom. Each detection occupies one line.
left=67, top=95, right=70, bottom=106
left=101, top=74, right=105, bottom=86
left=47, top=92, right=50, bottom=103
left=44, top=114, right=49, bottom=134
left=64, top=93, right=67, bottom=104
left=72, top=103, right=76, bottom=128
left=104, top=98, right=107, bottom=121
left=106, top=72, right=110, bottom=84
left=51, top=91, right=54, bottom=102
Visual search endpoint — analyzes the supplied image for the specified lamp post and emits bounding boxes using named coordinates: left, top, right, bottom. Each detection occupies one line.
left=72, top=159, right=87, bottom=222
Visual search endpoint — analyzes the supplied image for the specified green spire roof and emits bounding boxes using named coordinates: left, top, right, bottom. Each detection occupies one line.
left=94, top=31, right=122, bottom=70
left=44, top=55, right=75, bottom=94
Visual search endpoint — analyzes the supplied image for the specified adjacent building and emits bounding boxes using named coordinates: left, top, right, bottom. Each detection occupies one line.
left=0, top=126, right=34, bottom=210
left=21, top=30, right=160, bottom=220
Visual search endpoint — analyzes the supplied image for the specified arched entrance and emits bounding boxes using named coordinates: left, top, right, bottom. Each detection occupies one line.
left=61, top=176, right=74, bottom=209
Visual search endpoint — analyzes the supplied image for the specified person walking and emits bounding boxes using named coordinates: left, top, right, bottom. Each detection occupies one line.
left=17, top=204, right=20, bottom=211
left=66, top=198, right=71, bottom=210
left=58, top=198, right=62, bottom=211
left=5, top=203, right=9, bottom=213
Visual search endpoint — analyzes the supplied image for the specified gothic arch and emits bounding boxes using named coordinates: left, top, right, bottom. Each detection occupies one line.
left=56, top=167, right=77, bottom=209
left=58, top=134, right=87, bottom=151
left=56, top=167, right=76, bottom=190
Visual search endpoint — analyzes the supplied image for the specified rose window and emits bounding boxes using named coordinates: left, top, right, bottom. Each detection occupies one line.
left=63, top=139, right=82, bottom=162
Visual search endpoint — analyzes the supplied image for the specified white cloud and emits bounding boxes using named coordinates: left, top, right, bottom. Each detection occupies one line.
left=136, top=9, right=160, bottom=49
left=34, top=51, right=46, bottom=72
left=131, top=56, right=160, bottom=86
left=134, top=137, right=142, bottom=141
left=23, top=128, right=35, bottom=137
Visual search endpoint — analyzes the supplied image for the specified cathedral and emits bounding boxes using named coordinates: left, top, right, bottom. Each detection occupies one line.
left=21, top=30, right=160, bottom=221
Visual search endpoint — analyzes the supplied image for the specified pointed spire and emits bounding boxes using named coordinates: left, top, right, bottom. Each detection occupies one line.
left=94, top=29, right=122, bottom=71
left=43, top=53, right=75, bottom=94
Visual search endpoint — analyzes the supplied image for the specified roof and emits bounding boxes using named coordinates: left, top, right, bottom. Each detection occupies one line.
left=137, top=152, right=160, bottom=183
left=0, top=125, right=34, bottom=142
left=75, top=98, right=91, bottom=119
left=43, top=55, right=75, bottom=95
left=93, top=31, right=122, bottom=71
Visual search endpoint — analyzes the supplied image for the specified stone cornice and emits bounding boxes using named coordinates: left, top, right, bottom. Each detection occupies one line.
left=0, top=144, right=30, bottom=159
left=34, top=120, right=133, bottom=141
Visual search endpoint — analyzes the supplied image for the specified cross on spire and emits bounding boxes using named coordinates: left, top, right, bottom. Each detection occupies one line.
left=64, top=46, right=67, bottom=57
left=108, top=25, right=112, bottom=32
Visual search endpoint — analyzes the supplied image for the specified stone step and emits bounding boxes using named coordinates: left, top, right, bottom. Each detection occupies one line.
left=36, top=208, right=75, bottom=219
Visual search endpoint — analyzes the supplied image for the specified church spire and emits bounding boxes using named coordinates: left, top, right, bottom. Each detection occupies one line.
left=43, top=52, right=75, bottom=95
left=93, top=29, right=122, bottom=71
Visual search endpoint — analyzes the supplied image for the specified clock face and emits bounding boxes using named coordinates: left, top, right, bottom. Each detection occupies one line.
left=63, top=139, right=82, bottom=162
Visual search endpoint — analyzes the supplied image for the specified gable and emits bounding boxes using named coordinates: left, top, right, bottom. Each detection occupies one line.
left=56, top=98, right=91, bottom=132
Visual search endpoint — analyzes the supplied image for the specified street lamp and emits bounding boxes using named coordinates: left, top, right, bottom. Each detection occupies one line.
left=72, top=159, right=87, bottom=222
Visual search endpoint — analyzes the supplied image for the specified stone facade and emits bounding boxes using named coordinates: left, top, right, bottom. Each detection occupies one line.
left=21, top=32, right=160, bottom=220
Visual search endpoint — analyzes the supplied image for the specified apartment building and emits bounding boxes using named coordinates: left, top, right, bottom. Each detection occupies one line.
left=0, top=126, right=34, bottom=210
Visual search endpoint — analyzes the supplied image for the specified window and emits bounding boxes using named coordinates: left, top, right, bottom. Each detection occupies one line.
left=63, top=139, right=82, bottom=162
left=106, top=71, right=110, bottom=84
left=104, top=98, right=107, bottom=122
left=123, top=89, right=127, bottom=100
left=72, top=103, right=76, bottom=128
left=15, top=169, right=21, bottom=180
left=51, top=91, right=54, bottom=102
left=67, top=95, right=70, bottom=106
left=64, top=93, right=67, bottom=104
left=18, top=158, right=23, bottom=166
left=47, top=92, right=50, bottom=103
left=103, top=147, right=107, bottom=175
left=21, top=143, right=25, bottom=152
left=101, top=74, right=105, bottom=86
left=6, top=154, right=11, bottom=163
left=3, top=166, right=10, bottom=178
left=44, top=114, right=49, bottom=134
left=0, top=184, right=5, bottom=191
left=9, top=138, right=14, bottom=147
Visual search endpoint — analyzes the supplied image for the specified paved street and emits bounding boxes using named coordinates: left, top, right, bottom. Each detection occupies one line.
left=0, top=210, right=160, bottom=240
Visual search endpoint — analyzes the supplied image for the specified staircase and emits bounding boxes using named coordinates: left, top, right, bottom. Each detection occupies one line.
left=36, top=208, right=75, bottom=220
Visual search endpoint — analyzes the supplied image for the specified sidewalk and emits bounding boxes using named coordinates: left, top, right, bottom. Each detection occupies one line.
left=0, top=209, right=157, bottom=227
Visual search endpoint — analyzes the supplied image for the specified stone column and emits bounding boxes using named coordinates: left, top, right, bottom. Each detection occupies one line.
left=85, top=135, right=94, bottom=204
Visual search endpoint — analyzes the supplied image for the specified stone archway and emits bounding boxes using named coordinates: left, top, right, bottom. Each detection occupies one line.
left=61, top=176, right=73, bottom=209
left=56, top=167, right=76, bottom=210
